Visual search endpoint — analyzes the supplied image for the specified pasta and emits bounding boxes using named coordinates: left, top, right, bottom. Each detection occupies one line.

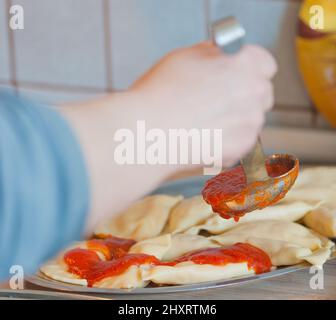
left=94, top=194, right=183, bottom=241
left=164, top=195, right=213, bottom=234
left=142, top=261, right=254, bottom=285
left=184, top=201, right=314, bottom=235
left=283, top=167, right=336, bottom=237
left=210, top=220, right=334, bottom=266
left=129, top=233, right=219, bottom=260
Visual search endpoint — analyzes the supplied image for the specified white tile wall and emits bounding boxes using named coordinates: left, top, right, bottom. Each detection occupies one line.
left=262, top=127, right=336, bottom=164
left=109, top=0, right=207, bottom=89
left=18, top=87, right=102, bottom=106
left=1, top=1, right=334, bottom=130
left=0, top=0, right=334, bottom=163
left=209, top=0, right=311, bottom=108
left=266, top=109, right=313, bottom=128
left=0, top=1, right=11, bottom=82
left=13, top=0, right=108, bottom=88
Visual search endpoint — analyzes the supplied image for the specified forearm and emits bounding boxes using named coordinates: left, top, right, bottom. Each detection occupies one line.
left=59, top=90, right=175, bottom=233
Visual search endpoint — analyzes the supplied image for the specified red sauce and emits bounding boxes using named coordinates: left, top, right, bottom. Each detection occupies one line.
left=162, top=243, right=272, bottom=274
left=202, top=159, right=298, bottom=221
left=86, top=236, right=136, bottom=260
left=202, top=166, right=246, bottom=210
left=63, top=236, right=271, bottom=285
left=64, top=249, right=159, bottom=286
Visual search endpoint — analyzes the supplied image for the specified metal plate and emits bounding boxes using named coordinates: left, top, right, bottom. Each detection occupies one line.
left=26, top=175, right=334, bottom=295
left=28, top=263, right=313, bottom=295
left=0, top=289, right=107, bottom=300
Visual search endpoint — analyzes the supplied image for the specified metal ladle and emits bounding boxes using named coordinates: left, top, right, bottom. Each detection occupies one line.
left=210, top=17, right=299, bottom=216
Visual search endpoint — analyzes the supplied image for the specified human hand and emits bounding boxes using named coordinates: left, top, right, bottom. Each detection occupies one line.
left=131, top=41, right=277, bottom=166
left=60, top=41, right=277, bottom=228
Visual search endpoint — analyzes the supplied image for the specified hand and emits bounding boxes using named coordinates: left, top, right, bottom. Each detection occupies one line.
left=131, top=41, right=277, bottom=166
left=61, top=41, right=277, bottom=230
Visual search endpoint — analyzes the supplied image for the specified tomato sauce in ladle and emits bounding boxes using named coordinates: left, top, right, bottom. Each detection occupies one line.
left=202, top=154, right=299, bottom=221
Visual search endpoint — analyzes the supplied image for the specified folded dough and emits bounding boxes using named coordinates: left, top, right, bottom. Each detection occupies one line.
left=210, top=220, right=334, bottom=266
left=40, top=241, right=103, bottom=287
left=279, top=167, right=336, bottom=237
left=129, top=234, right=172, bottom=259
left=164, top=234, right=220, bottom=261
left=94, top=194, right=183, bottom=241
left=129, top=233, right=219, bottom=261
left=93, top=265, right=149, bottom=289
left=40, top=258, right=88, bottom=286
left=164, top=195, right=213, bottom=234
left=141, top=261, right=254, bottom=285
left=40, top=241, right=149, bottom=289
left=184, top=201, right=314, bottom=235
left=40, top=259, right=149, bottom=289
left=289, top=166, right=336, bottom=189
left=302, top=201, right=336, bottom=238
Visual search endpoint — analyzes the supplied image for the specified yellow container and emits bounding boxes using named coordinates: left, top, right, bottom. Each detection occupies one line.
left=296, top=0, right=336, bottom=127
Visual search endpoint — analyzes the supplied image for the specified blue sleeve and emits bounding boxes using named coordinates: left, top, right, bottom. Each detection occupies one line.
left=0, top=90, right=90, bottom=280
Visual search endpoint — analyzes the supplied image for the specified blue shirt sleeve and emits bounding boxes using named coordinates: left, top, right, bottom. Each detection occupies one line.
left=0, top=90, right=90, bottom=280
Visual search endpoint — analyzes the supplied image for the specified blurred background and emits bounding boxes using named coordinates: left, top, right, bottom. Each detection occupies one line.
left=0, top=0, right=335, bottom=163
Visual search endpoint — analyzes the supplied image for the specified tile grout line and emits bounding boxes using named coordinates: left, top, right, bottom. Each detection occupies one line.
left=0, top=76, right=319, bottom=112
left=203, top=0, right=211, bottom=38
left=7, top=80, right=108, bottom=93
left=5, top=0, right=18, bottom=94
left=3, top=1, right=112, bottom=95
left=273, top=104, right=316, bottom=113
left=102, top=0, right=114, bottom=92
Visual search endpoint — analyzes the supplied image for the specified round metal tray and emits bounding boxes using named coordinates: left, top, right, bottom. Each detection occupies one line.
left=0, top=289, right=107, bottom=300
left=26, top=175, right=334, bottom=295
left=27, top=263, right=310, bottom=295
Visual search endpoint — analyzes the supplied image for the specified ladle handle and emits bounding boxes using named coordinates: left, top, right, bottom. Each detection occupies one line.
left=211, top=17, right=268, bottom=183
left=211, top=16, right=245, bottom=54
left=240, top=138, right=269, bottom=183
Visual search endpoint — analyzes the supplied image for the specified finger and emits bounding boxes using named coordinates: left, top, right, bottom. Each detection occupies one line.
left=235, top=45, right=278, bottom=79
